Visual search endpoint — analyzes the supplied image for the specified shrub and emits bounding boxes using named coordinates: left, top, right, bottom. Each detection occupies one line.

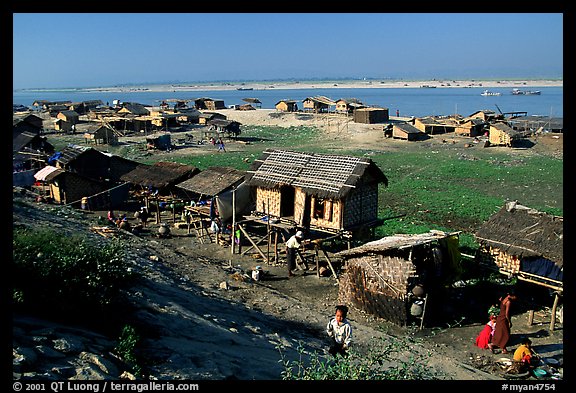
left=12, top=227, right=138, bottom=315
left=278, top=330, right=442, bottom=380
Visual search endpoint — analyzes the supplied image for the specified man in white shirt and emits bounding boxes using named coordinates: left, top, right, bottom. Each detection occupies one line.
left=285, top=230, right=304, bottom=277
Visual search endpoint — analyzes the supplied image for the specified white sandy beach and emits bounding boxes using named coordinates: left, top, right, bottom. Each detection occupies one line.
left=70, top=79, right=562, bottom=94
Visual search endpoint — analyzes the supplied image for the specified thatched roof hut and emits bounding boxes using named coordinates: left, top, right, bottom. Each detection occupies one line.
left=176, top=166, right=246, bottom=198
left=475, top=201, right=563, bottom=291
left=245, top=149, right=387, bottom=232
left=336, top=230, right=461, bottom=326
left=120, top=162, right=199, bottom=191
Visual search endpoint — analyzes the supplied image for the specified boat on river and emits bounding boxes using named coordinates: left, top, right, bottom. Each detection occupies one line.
left=481, top=90, right=502, bottom=96
left=512, top=88, right=541, bottom=95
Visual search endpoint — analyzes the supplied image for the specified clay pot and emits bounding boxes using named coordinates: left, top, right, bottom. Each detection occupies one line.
left=410, top=300, right=424, bottom=316
left=412, top=285, right=425, bottom=297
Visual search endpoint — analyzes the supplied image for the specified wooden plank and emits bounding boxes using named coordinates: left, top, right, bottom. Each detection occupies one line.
left=238, top=225, right=268, bottom=262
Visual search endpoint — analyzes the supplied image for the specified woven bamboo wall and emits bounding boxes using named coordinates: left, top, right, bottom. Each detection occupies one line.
left=476, top=245, right=521, bottom=273
left=342, top=183, right=378, bottom=228
left=338, top=255, right=417, bottom=326
left=256, top=188, right=281, bottom=216
left=310, top=197, right=342, bottom=230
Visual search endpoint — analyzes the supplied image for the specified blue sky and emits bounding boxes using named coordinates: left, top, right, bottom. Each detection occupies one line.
left=12, top=13, right=563, bottom=89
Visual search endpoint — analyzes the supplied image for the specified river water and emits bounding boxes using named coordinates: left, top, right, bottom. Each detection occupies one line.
left=13, top=86, right=563, bottom=119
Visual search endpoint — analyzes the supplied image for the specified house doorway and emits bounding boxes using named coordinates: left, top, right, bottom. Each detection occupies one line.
left=280, top=186, right=295, bottom=218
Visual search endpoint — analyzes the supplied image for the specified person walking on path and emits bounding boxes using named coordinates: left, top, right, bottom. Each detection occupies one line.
left=217, top=138, right=226, bottom=152
left=491, top=292, right=518, bottom=354
left=326, top=305, right=353, bottom=357
left=285, top=230, right=305, bottom=277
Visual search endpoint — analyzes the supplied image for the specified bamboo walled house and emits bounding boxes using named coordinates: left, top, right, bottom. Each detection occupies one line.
left=474, top=201, right=563, bottom=330
left=475, top=201, right=563, bottom=292
left=336, top=230, right=461, bottom=326
left=244, top=149, right=388, bottom=235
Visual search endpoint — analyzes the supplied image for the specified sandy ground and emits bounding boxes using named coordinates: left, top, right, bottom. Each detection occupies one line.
left=31, top=79, right=563, bottom=94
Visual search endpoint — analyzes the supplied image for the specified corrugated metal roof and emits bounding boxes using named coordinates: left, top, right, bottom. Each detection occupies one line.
left=34, top=165, right=63, bottom=181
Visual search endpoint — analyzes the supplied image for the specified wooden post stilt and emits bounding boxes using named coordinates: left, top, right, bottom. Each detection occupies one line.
left=550, top=292, right=560, bottom=332
left=527, top=310, right=535, bottom=326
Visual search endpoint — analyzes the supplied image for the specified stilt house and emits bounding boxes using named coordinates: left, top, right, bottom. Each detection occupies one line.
left=475, top=201, right=563, bottom=292
left=244, top=149, right=388, bottom=233
left=474, top=201, right=563, bottom=330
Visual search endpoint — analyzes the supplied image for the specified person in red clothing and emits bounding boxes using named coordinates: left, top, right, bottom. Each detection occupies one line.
left=491, top=292, right=518, bottom=354
left=475, top=314, right=497, bottom=350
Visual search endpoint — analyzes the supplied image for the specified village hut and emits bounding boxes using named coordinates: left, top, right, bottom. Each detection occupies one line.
left=275, top=100, right=299, bottom=112
left=335, top=98, right=365, bottom=114
left=145, top=132, right=172, bottom=150
left=107, top=155, right=141, bottom=183
left=412, top=116, right=456, bottom=134
left=488, top=122, right=523, bottom=147
left=302, top=96, right=336, bottom=113
left=33, top=165, right=114, bottom=209
left=56, top=110, right=79, bottom=124
left=469, top=109, right=503, bottom=123
left=54, top=110, right=80, bottom=132
left=120, top=161, right=199, bottom=197
left=120, top=161, right=200, bottom=222
left=49, top=144, right=111, bottom=181
left=117, top=103, right=150, bottom=116
left=353, top=107, right=389, bottom=124
left=455, top=117, right=486, bottom=137
left=244, top=149, right=388, bottom=233
left=336, top=230, right=461, bottom=326
left=194, top=98, right=226, bottom=110
left=475, top=201, right=563, bottom=292
left=33, top=100, right=72, bottom=113
left=198, top=112, right=227, bottom=125
left=207, top=119, right=242, bottom=137
left=474, top=201, right=563, bottom=330
left=13, top=131, right=54, bottom=185
left=176, top=166, right=250, bottom=222
left=83, top=125, right=118, bottom=145
left=391, top=123, right=425, bottom=141
left=242, top=98, right=262, bottom=108
left=13, top=113, right=44, bottom=136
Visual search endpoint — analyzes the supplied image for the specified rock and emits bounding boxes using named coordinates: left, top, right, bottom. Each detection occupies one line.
left=79, top=352, right=119, bottom=375
left=219, top=281, right=230, bottom=290
left=53, top=338, right=85, bottom=354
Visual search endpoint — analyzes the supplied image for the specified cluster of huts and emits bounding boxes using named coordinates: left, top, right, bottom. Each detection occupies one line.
left=275, top=96, right=556, bottom=146
left=18, top=98, right=243, bottom=149
left=275, top=96, right=390, bottom=124
left=13, top=100, right=562, bottom=330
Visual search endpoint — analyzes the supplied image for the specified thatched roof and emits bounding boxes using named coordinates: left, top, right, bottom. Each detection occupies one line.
left=120, top=161, right=199, bottom=189
left=54, top=145, right=102, bottom=165
left=176, top=166, right=246, bottom=197
left=336, top=230, right=457, bottom=258
left=245, top=149, right=388, bottom=199
left=475, top=201, right=563, bottom=266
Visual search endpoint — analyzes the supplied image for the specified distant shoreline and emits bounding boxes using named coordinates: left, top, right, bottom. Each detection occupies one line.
left=15, top=78, right=563, bottom=94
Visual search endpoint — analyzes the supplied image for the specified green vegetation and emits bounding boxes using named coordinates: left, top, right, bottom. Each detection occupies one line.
left=175, top=125, right=562, bottom=256
left=114, top=324, right=143, bottom=378
left=278, top=330, right=442, bottom=380
left=12, top=228, right=138, bottom=316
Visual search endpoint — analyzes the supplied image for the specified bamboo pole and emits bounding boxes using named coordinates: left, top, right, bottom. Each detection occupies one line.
left=238, top=225, right=268, bottom=262
left=231, top=187, right=236, bottom=255
left=549, top=292, right=560, bottom=332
